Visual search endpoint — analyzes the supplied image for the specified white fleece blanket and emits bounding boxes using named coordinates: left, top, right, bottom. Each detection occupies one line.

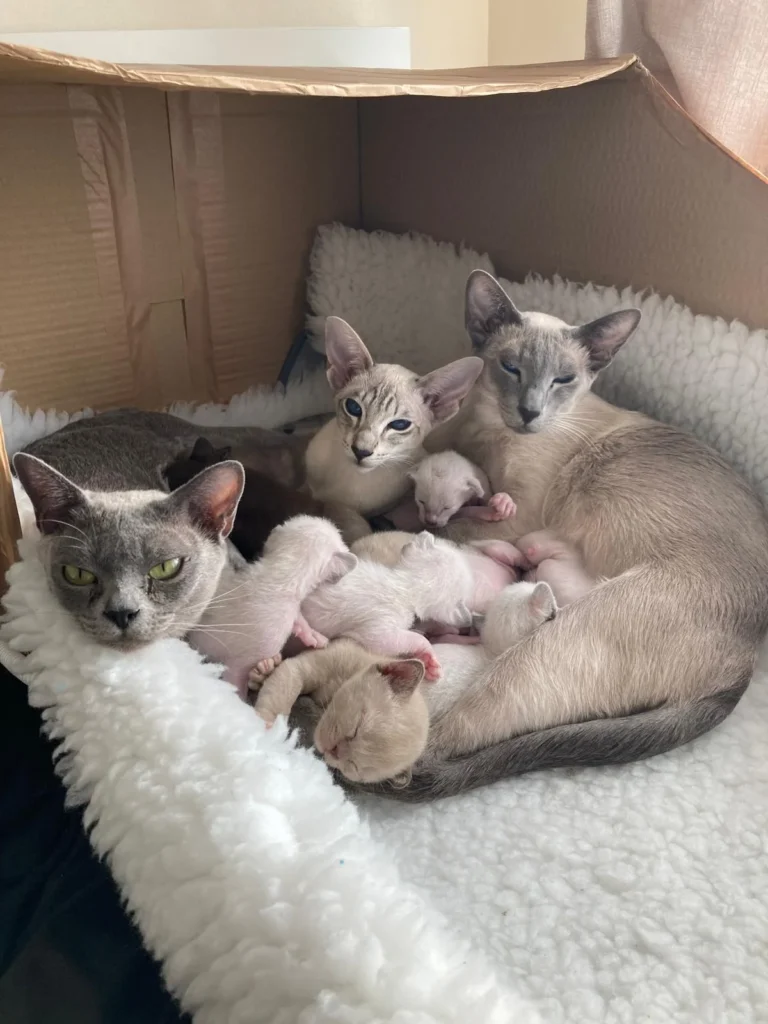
left=2, top=224, right=768, bottom=1023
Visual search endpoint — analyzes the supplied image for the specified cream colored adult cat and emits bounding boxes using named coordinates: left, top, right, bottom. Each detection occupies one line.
left=251, top=582, right=555, bottom=783
left=305, top=316, right=482, bottom=516
left=378, top=270, right=768, bottom=799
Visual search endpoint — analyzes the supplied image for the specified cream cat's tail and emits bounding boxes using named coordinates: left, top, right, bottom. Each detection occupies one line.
left=366, top=682, right=749, bottom=802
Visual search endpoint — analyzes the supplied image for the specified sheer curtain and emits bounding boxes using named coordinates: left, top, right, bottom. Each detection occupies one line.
left=586, top=0, right=768, bottom=175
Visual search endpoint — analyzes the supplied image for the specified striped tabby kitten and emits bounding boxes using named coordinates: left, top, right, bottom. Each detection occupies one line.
left=305, top=317, right=482, bottom=517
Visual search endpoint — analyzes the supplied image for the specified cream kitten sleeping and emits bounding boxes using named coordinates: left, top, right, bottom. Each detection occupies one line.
left=251, top=581, right=556, bottom=783
left=188, top=515, right=356, bottom=698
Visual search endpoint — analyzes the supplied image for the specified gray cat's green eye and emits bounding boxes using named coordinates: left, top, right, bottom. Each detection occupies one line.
left=62, top=565, right=97, bottom=586
left=148, top=558, right=183, bottom=581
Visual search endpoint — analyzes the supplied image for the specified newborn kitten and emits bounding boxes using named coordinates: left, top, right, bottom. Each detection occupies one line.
left=301, top=531, right=528, bottom=679
left=188, top=516, right=356, bottom=698
left=165, top=437, right=370, bottom=561
left=300, top=531, right=474, bottom=680
left=408, top=450, right=516, bottom=528
left=305, top=316, right=483, bottom=516
left=251, top=581, right=555, bottom=783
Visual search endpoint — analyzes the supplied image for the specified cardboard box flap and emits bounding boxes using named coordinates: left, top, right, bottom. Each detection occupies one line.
left=0, top=41, right=635, bottom=97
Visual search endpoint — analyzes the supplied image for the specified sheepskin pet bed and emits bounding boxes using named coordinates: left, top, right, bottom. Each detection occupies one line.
left=2, top=224, right=768, bottom=1023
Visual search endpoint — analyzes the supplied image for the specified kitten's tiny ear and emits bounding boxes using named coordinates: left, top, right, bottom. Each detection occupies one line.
left=410, top=530, right=436, bottom=551
left=465, top=270, right=523, bottom=349
left=325, top=316, right=375, bottom=391
left=465, top=471, right=486, bottom=502
left=529, top=581, right=557, bottom=622
left=325, top=550, right=358, bottom=583
left=169, top=460, right=244, bottom=539
left=13, top=453, right=88, bottom=535
left=416, top=356, right=483, bottom=424
left=572, top=309, right=641, bottom=372
left=379, top=658, right=425, bottom=697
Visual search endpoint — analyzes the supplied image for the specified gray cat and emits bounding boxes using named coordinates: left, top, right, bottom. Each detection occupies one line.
left=13, top=408, right=304, bottom=649
left=14, top=450, right=244, bottom=650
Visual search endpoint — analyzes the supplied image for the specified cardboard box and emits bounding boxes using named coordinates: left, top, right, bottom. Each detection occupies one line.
left=1, top=42, right=767, bottom=583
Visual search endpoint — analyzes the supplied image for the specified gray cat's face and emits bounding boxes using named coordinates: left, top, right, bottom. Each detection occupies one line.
left=324, top=316, right=482, bottom=469
left=14, top=453, right=244, bottom=651
left=465, top=270, right=641, bottom=434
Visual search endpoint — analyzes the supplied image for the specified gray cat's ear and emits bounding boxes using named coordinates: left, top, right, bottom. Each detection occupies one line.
left=169, top=460, right=244, bottom=539
left=13, top=453, right=88, bottom=535
left=529, top=581, right=557, bottom=622
left=325, top=316, right=374, bottom=391
left=378, top=658, right=425, bottom=697
left=572, top=309, right=641, bottom=372
left=465, top=270, right=523, bottom=349
left=416, top=356, right=483, bottom=424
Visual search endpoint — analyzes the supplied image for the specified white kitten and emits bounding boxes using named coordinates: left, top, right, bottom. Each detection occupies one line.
left=300, top=531, right=530, bottom=679
left=408, top=450, right=517, bottom=528
left=188, top=516, right=356, bottom=698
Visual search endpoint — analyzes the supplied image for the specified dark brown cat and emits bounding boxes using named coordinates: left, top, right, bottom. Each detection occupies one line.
left=165, top=438, right=370, bottom=561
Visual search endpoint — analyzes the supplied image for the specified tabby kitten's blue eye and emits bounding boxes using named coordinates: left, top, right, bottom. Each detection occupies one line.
left=344, top=398, right=362, bottom=417
left=388, top=419, right=412, bottom=431
left=500, top=361, right=521, bottom=377
left=552, top=374, right=576, bottom=386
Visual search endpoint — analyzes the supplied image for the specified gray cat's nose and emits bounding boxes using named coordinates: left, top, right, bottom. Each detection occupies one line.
left=104, top=607, right=140, bottom=631
left=352, top=445, right=372, bottom=463
left=519, top=406, right=540, bottom=425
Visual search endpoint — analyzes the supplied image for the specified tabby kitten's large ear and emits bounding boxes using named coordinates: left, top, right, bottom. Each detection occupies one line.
left=166, top=460, right=245, bottom=540
left=572, top=309, right=641, bottom=372
left=325, top=316, right=375, bottom=391
left=13, top=453, right=88, bottom=535
left=465, top=269, right=523, bottom=350
left=416, top=356, right=483, bottom=424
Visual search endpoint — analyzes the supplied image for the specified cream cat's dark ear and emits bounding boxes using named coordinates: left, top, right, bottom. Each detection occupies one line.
left=572, top=309, right=641, bottom=372
left=13, top=453, right=88, bottom=535
left=465, top=269, right=523, bottom=349
left=416, top=356, right=483, bottom=424
left=168, top=460, right=244, bottom=539
left=379, top=658, right=425, bottom=697
left=324, top=316, right=374, bottom=391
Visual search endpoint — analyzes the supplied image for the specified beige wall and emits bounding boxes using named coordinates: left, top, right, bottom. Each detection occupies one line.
left=489, top=0, right=588, bottom=65
left=0, top=0, right=585, bottom=68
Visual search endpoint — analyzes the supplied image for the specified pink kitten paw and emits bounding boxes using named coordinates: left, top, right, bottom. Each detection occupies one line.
left=488, top=492, right=517, bottom=520
left=248, top=654, right=283, bottom=690
left=292, top=619, right=329, bottom=649
left=256, top=709, right=276, bottom=728
left=414, top=649, right=442, bottom=682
